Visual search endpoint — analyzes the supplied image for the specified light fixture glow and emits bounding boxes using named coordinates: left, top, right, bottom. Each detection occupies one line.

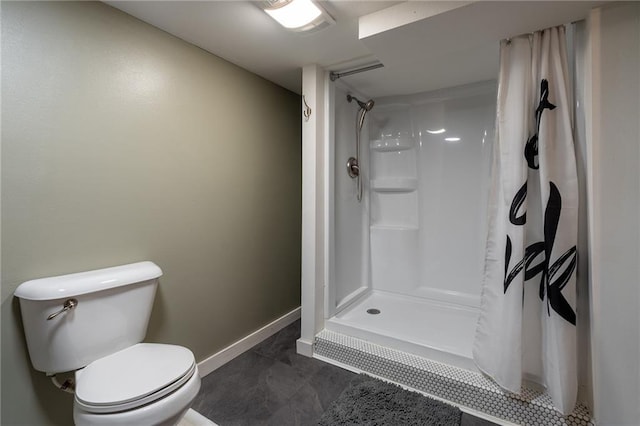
left=264, top=0, right=322, bottom=30
left=445, top=137, right=461, bottom=142
left=427, top=128, right=446, bottom=134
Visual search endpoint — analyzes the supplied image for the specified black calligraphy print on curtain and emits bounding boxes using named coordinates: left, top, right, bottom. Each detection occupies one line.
left=541, top=183, right=577, bottom=325
left=502, top=79, right=577, bottom=326
left=524, top=80, right=556, bottom=169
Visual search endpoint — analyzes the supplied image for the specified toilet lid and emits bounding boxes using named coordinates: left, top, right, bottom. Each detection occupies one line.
left=75, top=343, right=196, bottom=414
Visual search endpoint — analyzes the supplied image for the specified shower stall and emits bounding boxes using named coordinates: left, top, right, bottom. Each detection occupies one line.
left=326, top=81, right=495, bottom=372
left=297, top=4, right=601, bottom=424
left=302, top=77, right=590, bottom=425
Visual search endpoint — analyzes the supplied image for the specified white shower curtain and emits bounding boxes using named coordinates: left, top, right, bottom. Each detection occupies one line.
left=473, top=26, right=578, bottom=415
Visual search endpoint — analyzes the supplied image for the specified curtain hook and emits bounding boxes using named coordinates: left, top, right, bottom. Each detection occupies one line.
left=303, top=95, right=312, bottom=122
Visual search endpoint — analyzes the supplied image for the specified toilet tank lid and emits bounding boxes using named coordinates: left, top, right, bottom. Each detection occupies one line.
left=14, top=261, right=163, bottom=301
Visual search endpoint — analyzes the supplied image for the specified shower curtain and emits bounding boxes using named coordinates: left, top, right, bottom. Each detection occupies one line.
left=473, top=26, right=578, bottom=415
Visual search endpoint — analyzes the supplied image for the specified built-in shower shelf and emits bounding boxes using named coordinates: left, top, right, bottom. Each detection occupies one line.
left=370, top=225, right=418, bottom=231
left=371, top=137, right=415, bottom=152
left=371, top=178, right=417, bottom=193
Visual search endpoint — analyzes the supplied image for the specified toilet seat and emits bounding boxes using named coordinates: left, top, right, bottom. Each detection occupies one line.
left=75, top=343, right=196, bottom=414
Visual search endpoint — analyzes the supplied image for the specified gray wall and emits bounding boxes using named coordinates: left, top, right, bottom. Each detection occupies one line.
left=589, top=3, right=640, bottom=424
left=1, top=2, right=301, bottom=424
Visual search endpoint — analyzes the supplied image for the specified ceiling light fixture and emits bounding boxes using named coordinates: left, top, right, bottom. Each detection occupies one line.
left=262, top=0, right=334, bottom=32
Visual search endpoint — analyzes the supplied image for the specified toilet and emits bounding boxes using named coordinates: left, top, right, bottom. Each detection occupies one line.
left=14, top=261, right=201, bottom=425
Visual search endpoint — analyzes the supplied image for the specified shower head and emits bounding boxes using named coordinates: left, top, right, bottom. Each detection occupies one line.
left=347, top=94, right=375, bottom=111
left=362, top=99, right=375, bottom=111
left=347, top=94, right=375, bottom=131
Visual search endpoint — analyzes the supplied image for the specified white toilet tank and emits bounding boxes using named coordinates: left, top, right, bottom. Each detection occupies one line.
left=14, top=261, right=162, bottom=374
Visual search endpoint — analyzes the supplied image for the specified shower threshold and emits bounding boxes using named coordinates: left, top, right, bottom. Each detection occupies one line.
left=325, top=289, right=479, bottom=371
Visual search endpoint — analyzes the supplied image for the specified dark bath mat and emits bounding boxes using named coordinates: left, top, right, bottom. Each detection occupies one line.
left=318, top=375, right=462, bottom=426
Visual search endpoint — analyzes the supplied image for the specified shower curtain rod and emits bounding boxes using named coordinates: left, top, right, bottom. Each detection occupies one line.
left=329, top=62, right=384, bottom=81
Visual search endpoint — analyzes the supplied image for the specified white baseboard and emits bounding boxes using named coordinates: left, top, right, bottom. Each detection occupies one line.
left=178, top=409, right=218, bottom=426
left=296, top=338, right=314, bottom=357
left=197, top=307, right=301, bottom=377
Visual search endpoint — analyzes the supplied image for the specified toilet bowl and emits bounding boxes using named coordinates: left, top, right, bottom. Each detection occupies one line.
left=14, top=261, right=201, bottom=425
left=73, top=343, right=201, bottom=425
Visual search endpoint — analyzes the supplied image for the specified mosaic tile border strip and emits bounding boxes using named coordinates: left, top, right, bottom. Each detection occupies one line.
left=315, top=330, right=593, bottom=426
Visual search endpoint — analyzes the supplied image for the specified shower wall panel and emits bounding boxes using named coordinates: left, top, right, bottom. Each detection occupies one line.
left=369, top=82, right=495, bottom=307
left=332, top=87, right=370, bottom=310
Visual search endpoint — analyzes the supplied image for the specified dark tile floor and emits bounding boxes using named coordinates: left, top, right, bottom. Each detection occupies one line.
left=192, top=320, right=498, bottom=426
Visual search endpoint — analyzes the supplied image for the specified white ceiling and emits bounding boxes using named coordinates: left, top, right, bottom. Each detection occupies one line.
left=355, top=1, right=603, bottom=97
left=106, top=1, right=603, bottom=98
left=106, top=1, right=399, bottom=94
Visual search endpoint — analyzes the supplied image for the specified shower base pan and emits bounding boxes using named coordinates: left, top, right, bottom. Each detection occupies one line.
left=326, top=290, right=479, bottom=371
left=318, top=290, right=593, bottom=426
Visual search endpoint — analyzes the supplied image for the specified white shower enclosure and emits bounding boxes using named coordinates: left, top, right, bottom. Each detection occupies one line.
left=298, top=3, right=640, bottom=425
left=323, top=80, right=495, bottom=371
left=297, top=3, right=592, bottom=371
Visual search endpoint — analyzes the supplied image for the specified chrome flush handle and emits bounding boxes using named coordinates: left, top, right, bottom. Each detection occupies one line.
left=46, top=298, right=78, bottom=321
